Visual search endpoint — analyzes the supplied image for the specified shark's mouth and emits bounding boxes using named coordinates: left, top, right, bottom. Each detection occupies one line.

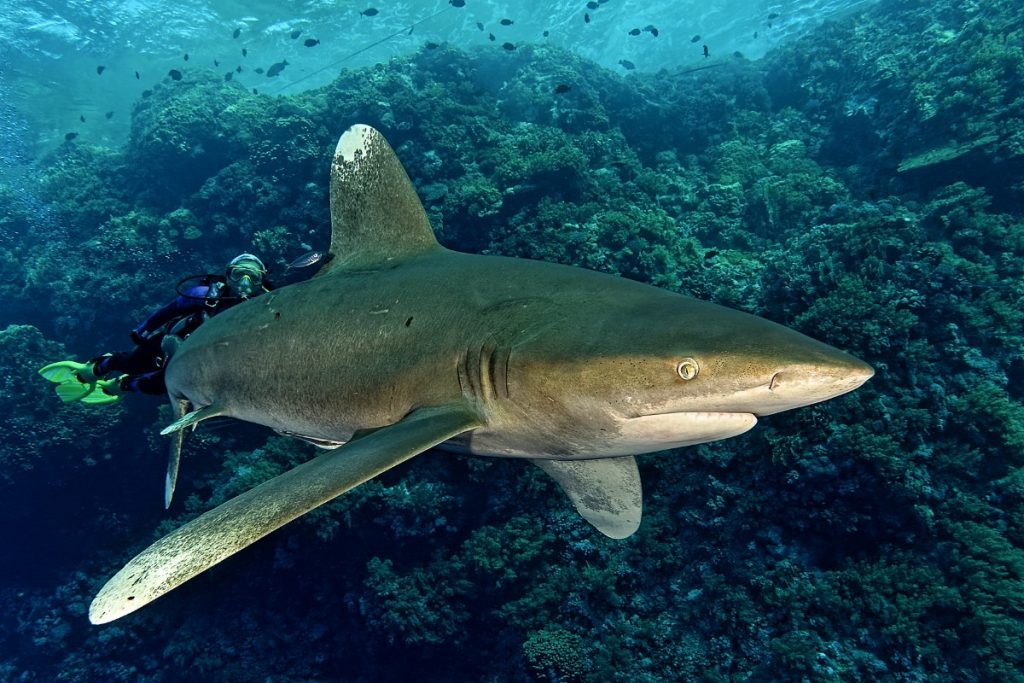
left=613, top=411, right=758, bottom=454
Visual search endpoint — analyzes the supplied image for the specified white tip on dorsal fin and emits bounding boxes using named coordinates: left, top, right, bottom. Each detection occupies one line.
left=320, top=124, right=440, bottom=274
left=533, top=456, right=643, bottom=539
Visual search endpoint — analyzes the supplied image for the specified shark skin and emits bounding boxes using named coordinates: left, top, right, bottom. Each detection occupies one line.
left=88, top=124, right=873, bottom=624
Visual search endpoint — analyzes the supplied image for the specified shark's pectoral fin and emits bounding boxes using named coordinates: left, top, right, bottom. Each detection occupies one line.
left=533, top=456, right=643, bottom=540
left=165, top=398, right=190, bottom=509
left=159, top=404, right=225, bottom=436
left=89, top=403, right=482, bottom=625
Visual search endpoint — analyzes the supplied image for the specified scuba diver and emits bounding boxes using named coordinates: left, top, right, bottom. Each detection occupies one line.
left=40, top=253, right=272, bottom=405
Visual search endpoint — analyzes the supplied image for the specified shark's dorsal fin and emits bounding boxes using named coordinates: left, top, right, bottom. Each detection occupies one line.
left=321, top=124, right=440, bottom=273
left=533, top=456, right=643, bottom=539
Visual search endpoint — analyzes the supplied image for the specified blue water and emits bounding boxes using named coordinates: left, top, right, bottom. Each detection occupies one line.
left=2, top=0, right=873, bottom=151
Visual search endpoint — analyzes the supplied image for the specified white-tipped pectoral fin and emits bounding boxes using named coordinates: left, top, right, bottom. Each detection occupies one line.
left=533, top=456, right=643, bottom=539
left=90, top=403, right=483, bottom=625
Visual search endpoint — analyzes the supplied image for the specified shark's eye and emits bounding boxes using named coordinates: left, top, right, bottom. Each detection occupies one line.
left=676, top=358, right=699, bottom=380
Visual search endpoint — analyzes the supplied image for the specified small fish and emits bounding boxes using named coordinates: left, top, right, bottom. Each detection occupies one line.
left=555, top=84, right=571, bottom=94
left=502, top=42, right=516, bottom=50
left=500, top=18, right=513, bottom=25
left=135, top=70, right=140, bottom=79
left=586, top=1, right=598, bottom=8
left=619, top=59, right=635, bottom=70
left=584, top=13, right=590, bottom=23
left=183, top=52, right=189, bottom=61
left=64, top=132, right=78, bottom=141
left=236, top=65, right=242, bottom=72
left=691, top=34, right=701, bottom=43
left=733, top=50, right=743, bottom=58
left=628, top=28, right=641, bottom=36
left=425, top=42, right=439, bottom=49
left=255, top=67, right=265, bottom=74
left=224, top=71, right=233, bottom=81
left=753, top=31, right=758, bottom=39
left=105, top=111, right=113, bottom=119
left=242, top=47, right=248, bottom=56
left=252, top=88, right=258, bottom=94
left=449, top=0, right=466, bottom=6
left=543, top=30, right=549, bottom=37
left=768, top=12, right=779, bottom=20
left=361, top=8, right=379, bottom=16
left=488, top=32, right=496, bottom=41
left=644, top=25, right=658, bottom=37
left=141, top=89, right=153, bottom=98
left=168, top=68, right=182, bottom=80
left=304, top=38, right=320, bottom=47
left=266, top=60, right=289, bottom=77
left=290, top=29, right=301, bottom=39
left=286, top=250, right=325, bottom=272
left=214, top=59, right=220, bottom=66
left=96, top=65, right=105, bottom=75
left=476, top=22, right=484, bottom=30
left=233, top=27, right=241, bottom=38
left=79, top=115, right=85, bottom=122
left=703, top=44, right=709, bottom=58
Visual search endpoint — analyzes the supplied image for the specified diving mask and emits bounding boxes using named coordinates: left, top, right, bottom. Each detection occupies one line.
left=227, top=266, right=262, bottom=298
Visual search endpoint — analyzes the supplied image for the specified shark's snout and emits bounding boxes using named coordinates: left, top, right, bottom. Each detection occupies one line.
left=756, top=355, right=874, bottom=415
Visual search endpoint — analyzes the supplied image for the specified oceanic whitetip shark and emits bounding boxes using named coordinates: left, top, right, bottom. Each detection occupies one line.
left=88, top=124, right=873, bottom=624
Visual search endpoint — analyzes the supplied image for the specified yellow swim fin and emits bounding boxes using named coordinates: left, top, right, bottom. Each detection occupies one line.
left=39, top=358, right=120, bottom=405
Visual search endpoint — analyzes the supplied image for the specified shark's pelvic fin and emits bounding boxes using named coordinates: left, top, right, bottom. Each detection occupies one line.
left=159, top=404, right=225, bottom=436
left=165, top=398, right=190, bottom=509
left=89, top=403, right=483, bottom=624
left=322, top=124, right=441, bottom=273
left=274, top=429, right=346, bottom=450
left=533, top=456, right=643, bottom=539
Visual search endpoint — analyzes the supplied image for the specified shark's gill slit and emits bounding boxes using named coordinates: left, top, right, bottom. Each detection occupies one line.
left=477, top=346, right=492, bottom=399
left=499, top=347, right=511, bottom=399
left=768, top=372, right=780, bottom=392
left=485, top=346, right=501, bottom=400
left=456, top=349, right=469, bottom=397
left=459, top=346, right=485, bottom=400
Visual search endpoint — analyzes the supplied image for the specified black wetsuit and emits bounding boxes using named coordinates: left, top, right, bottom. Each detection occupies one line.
left=96, top=281, right=245, bottom=394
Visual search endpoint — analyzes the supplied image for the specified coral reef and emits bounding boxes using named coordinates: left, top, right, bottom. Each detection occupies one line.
left=1, top=0, right=1023, bottom=680
left=0, top=324, right=124, bottom=482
